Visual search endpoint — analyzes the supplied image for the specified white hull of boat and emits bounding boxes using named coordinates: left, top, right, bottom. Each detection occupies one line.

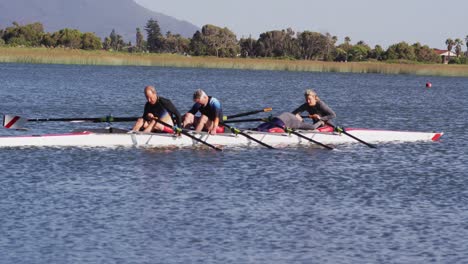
left=0, top=128, right=443, bottom=148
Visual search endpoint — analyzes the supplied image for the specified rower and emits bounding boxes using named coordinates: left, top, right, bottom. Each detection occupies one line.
left=131, top=86, right=182, bottom=133
left=292, top=89, right=336, bottom=129
left=256, top=89, right=336, bottom=132
left=182, top=89, right=224, bottom=135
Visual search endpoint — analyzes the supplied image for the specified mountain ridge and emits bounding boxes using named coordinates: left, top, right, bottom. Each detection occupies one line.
left=0, top=0, right=199, bottom=42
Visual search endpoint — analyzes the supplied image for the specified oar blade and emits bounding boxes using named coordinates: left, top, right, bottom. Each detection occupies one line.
left=2, top=115, right=27, bottom=129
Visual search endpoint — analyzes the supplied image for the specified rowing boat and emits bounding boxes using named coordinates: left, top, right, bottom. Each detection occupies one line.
left=0, top=127, right=443, bottom=148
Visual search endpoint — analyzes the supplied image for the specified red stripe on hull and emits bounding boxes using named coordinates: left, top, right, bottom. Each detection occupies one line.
left=431, top=133, right=443, bottom=141
left=4, top=116, right=20, bottom=128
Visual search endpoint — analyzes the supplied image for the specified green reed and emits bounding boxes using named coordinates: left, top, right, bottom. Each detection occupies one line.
left=1, top=47, right=467, bottom=77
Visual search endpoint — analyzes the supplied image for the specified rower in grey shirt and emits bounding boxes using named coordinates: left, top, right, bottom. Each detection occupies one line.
left=292, top=89, right=336, bottom=129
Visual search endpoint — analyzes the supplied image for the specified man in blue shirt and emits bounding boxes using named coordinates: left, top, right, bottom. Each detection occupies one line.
left=182, top=89, right=223, bottom=135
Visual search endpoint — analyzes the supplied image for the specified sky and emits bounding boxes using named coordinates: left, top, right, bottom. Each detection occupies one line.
left=134, top=0, right=467, bottom=49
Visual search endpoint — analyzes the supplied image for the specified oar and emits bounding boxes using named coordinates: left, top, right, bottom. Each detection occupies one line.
left=224, top=116, right=332, bottom=149
left=27, top=116, right=138, bottom=122
left=326, top=122, right=377, bottom=148
left=223, top=117, right=271, bottom=124
left=222, top=123, right=274, bottom=149
left=281, top=126, right=334, bottom=150
left=3, top=114, right=138, bottom=129
left=154, top=119, right=223, bottom=152
left=224, top=107, right=272, bottom=120
left=301, top=115, right=377, bottom=148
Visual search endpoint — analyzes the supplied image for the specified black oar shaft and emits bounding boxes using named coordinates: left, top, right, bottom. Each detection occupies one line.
left=155, top=119, right=222, bottom=151
left=327, top=122, right=376, bottom=148
left=27, top=116, right=138, bottom=123
left=223, top=118, right=267, bottom=124
left=226, top=108, right=272, bottom=120
left=286, top=128, right=334, bottom=150
left=338, top=128, right=377, bottom=148
left=223, top=123, right=274, bottom=149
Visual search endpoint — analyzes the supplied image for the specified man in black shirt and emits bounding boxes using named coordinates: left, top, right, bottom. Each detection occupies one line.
left=131, top=86, right=181, bottom=133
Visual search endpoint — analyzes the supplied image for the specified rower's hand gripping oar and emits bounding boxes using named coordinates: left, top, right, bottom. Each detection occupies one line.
left=223, top=107, right=272, bottom=121
left=222, top=123, right=275, bottom=149
left=154, top=119, right=223, bottom=152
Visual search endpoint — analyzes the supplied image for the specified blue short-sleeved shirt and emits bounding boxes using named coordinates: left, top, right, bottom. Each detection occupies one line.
left=189, top=96, right=223, bottom=121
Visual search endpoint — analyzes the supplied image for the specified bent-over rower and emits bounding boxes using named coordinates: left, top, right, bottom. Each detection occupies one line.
left=132, top=86, right=181, bottom=133
left=182, top=89, right=224, bottom=135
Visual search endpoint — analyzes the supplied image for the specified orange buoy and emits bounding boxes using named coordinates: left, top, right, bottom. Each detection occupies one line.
left=426, top=82, right=432, bottom=88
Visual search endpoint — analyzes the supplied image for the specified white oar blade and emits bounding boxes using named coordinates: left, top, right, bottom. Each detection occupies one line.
left=2, top=115, right=27, bottom=129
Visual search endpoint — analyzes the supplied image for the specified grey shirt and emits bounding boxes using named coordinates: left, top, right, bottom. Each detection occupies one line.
left=292, top=101, right=336, bottom=122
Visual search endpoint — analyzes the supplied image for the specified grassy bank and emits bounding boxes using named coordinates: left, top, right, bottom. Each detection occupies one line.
left=1, top=47, right=467, bottom=77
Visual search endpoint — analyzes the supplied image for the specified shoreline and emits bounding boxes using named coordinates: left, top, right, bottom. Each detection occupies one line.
left=1, top=47, right=467, bottom=77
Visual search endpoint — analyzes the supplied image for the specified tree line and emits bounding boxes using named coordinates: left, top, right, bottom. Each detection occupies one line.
left=1, top=20, right=467, bottom=64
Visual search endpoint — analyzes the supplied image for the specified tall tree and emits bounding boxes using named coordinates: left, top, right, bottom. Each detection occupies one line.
left=2, top=22, right=45, bottom=46
left=103, top=37, right=112, bottom=50
left=256, top=29, right=296, bottom=58
left=412, top=42, right=440, bottom=63
left=189, top=24, right=239, bottom=57
left=239, top=36, right=257, bottom=57
left=385, top=42, right=416, bottom=61
left=323, top=33, right=337, bottom=61
left=202, top=24, right=239, bottom=57
left=189, top=30, right=207, bottom=56
left=162, top=31, right=190, bottom=54
left=53, top=28, right=82, bottom=49
left=344, top=36, right=351, bottom=44
left=369, top=45, right=384, bottom=60
left=136, top=27, right=144, bottom=51
left=109, top=29, right=118, bottom=49
left=445, top=38, right=455, bottom=60
left=297, top=31, right=327, bottom=60
left=349, top=41, right=371, bottom=61
left=145, top=18, right=163, bottom=52
left=81, top=32, right=102, bottom=50
left=466, top=35, right=468, bottom=56
left=337, top=37, right=353, bottom=61
left=454, top=38, right=464, bottom=57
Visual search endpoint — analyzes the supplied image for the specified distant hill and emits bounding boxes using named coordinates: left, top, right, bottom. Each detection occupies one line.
left=0, top=0, right=199, bottom=42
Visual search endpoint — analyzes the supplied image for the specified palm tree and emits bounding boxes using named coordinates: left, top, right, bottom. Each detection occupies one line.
left=465, top=35, right=468, bottom=56
left=445, top=38, right=455, bottom=60
left=344, top=36, right=351, bottom=44
left=454, top=38, right=464, bottom=57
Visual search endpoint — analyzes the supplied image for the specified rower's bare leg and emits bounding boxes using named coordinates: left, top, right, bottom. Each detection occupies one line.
left=132, top=118, right=145, bottom=131
left=143, top=119, right=156, bottom=133
left=195, top=115, right=208, bottom=132
left=205, top=119, right=214, bottom=132
left=153, top=122, right=166, bottom=132
left=182, top=113, right=195, bottom=129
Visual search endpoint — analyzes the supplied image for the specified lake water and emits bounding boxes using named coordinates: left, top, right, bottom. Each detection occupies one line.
left=0, top=63, right=467, bottom=263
